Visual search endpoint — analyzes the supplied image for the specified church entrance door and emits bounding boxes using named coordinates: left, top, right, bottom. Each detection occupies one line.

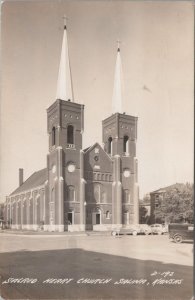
left=96, top=213, right=100, bottom=225
left=123, top=212, right=129, bottom=225
left=92, top=209, right=101, bottom=225
left=68, top=212, right=73, bottom=225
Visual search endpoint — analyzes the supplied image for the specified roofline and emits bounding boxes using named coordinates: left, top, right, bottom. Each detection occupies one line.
left=7, top=183, right=46, bottom=199
left=47, top=99, right=84, bottom=113
left=9, top=168, right=47, bottom=196
left=83, top=142, right=113, bottom=162
left=150, top=183, right=184, bottom=194
left=102, top=112, right=138, bottom=125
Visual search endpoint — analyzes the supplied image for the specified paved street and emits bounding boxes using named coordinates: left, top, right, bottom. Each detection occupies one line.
left=0, top=233, right=193, bottom=300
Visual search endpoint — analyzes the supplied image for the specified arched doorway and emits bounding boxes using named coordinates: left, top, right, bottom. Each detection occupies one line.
left=123, top=210, right=129, bottom=225
left=92, top=208, right=101, bottom=225
left=67, top=211, right=74, bottom=225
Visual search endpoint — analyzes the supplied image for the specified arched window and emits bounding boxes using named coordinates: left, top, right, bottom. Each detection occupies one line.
left=102, top=191, right=107, bottom=203
left=93, top=184, right=100, bottom=203
left=50, top=190, right=55, bottom=222
left=51, top=188, right=55, bottom=203
left=123, top=210, right=129, bottom=225
left=123, top=189, right=130, bottom=203
left=106, top=211, right=110, bottom=219
left=67, top=185, right=75, bottom=201
left=67, top=125, right=74, bottom=144
left=108, top=137, right=113, bottom=155
left=123, top=135, right=129, bottom=154
left=52, top=127, right=56, bottom=146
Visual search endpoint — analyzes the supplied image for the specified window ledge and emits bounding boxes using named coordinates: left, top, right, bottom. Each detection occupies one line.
left=66, top=144, right=76, bottom=149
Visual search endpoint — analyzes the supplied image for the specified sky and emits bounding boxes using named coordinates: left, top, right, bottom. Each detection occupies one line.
left=0, top=0, right=194, bottom=202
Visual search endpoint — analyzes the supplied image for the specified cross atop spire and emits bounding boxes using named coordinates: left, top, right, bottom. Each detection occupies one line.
left=117, top=40, right=121, bottom=52
left=56, top=17, right=74, bottom=102
left=63, top=15, right=68, bottom=30
left=112, top=42, right=124, bottom=114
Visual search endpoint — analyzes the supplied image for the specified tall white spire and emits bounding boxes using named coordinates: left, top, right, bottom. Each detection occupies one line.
left=56, top=17, right=74, bottom=101
left=112, top=41, right=124, bottom=113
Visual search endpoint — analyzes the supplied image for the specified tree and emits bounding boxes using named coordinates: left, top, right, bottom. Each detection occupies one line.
left=0, top=203, right=4, bottom=220
left=154, top=183, right=194, bottom=224
left=139, top=206, right=149, bottom=224
left=139, top=194, right=151, bottom=224
left=143, top=194, right=150, bottom=202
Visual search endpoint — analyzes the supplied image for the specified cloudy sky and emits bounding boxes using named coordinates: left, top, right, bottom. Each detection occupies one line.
left=0, top=0, right=194, bottom=202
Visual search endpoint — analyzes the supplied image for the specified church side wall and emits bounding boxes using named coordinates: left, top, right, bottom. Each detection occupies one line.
left=4, top=185, right=45, bottom=231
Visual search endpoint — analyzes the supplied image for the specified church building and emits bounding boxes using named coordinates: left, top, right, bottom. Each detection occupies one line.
left=4, top=23, right=139, bottom=232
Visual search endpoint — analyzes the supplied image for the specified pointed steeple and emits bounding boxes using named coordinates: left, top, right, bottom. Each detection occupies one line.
left=56, top=17, right=74, bottom=101
left=112, top=41, right=124, bottom=113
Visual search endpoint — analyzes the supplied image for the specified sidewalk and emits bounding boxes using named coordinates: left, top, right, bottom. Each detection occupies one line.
left=0, top=229, right=111, bottom=237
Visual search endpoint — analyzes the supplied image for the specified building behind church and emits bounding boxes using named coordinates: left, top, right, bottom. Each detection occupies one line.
left=4, top=23, right=139, bottom=232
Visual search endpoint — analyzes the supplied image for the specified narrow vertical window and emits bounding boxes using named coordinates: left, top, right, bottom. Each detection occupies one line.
left=51, top=188, right=55, bottom=203
left=102, top=191, right=107, bottom=203
left=94, top=184, right=100, bottom=203
left=108, top=137, right=113, bottom=155
left=106, top=211, right=110, bottom=219
left=67, top=186, right=75, bottom=201
left=123, top=135, right=129, bottom=154
left=67, top=125, right=74, bottom=144
left=123, top=210, right=129, bottom=225
left=52, top=127, right=56, bottom=146
left=123, top=189, right=130, bottom=203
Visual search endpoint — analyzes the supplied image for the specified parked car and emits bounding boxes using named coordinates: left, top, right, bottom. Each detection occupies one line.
left=150, top=224, right=167, bottom=235
left=139, top=224, right=152, bottom=235
left=168, top=223, right=194, bottom=243
left=111, top=224, right=141, bottom=236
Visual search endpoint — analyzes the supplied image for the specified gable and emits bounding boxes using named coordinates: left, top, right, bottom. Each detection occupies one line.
left=84, top=143, right=113, bottom=173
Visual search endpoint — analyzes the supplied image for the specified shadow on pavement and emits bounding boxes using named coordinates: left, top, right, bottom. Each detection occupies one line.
left=0, top=248, right=193, bottom=300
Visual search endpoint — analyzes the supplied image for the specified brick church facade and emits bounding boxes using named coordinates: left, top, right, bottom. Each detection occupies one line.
left=4, top=23, right=139, bottom=232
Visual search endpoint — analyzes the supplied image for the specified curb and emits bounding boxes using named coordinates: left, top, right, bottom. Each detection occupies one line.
left=0, top=231, right=112, bottom=237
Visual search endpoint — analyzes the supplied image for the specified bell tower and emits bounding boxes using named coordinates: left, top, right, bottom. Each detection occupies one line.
left=47, top=99, right=84, bottom=154
left=102, top=44, right=139, bottom=226
left=45, top=20, right=85, bottom=232
left=102, top=112, right=137, bottom=157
